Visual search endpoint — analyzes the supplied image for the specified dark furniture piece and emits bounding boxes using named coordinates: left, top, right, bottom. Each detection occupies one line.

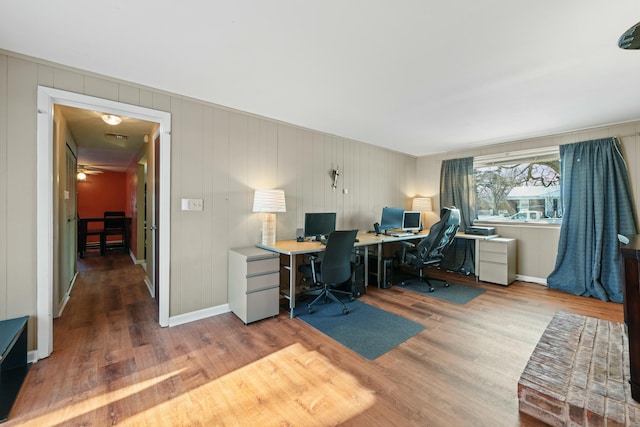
left=298, top=230, right=358, bottom=315
left=102, top=211, right=129, bottom=254
left=77, top=216, right=105, bottom=258
left=78, top=216, right=131, bottom=257
left=399, top=206, right=461, bottom=292
left=0, top=316, right=30, bottom=423
left=620, top=235, right=640, bottom=402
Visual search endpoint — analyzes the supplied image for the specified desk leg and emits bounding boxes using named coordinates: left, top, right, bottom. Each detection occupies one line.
left=474, top=239, right=480, bottom=281
left=377, top=242, right=383, bottom=288
left=364, top=246, right=369, bottom=287
left=289, top=254, right=296, bottom=319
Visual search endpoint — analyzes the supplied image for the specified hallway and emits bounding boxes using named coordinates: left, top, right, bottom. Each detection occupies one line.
left=11, top=253, right=162, bottom=425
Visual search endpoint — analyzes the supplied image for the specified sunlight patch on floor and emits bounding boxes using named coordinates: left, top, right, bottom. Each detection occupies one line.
left=16, top=370, right=184, bottom=426
left=125, top=343, right=377, bottom=426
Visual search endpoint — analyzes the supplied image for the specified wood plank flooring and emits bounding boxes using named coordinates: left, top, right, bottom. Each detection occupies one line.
left=6, top=254, right=623, bottom=426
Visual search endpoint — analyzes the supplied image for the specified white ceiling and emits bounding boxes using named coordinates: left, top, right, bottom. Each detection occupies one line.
left=3, top=1, right=640, bottom=157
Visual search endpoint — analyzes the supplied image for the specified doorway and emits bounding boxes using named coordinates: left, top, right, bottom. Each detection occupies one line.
left=36, top=86, right=172, bottom=360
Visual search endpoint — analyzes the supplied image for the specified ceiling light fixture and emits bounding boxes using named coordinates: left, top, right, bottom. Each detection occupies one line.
left=101, top=114, right=122, bottom=125
left=76, top=171, right=87, bottom=181
left=619, top=20, right=640, bottom=49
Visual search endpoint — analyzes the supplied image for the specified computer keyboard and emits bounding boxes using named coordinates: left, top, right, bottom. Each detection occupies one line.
left=391, top=232, right=415, bottom=237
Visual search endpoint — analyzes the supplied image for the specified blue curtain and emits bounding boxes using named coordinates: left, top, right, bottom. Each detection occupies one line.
left=439, top=157, right=476, bottom=275
left=547, top=138, right=637, bottom=302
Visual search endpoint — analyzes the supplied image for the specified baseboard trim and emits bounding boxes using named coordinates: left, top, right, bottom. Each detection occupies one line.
left=144, top=276, right=154, bottom=298
left=129, top=250, right=145, bottom=265
left=56, top=272, right=78, bottom=318
left=57, top=294, right=70, bottom=318
left=168, top=304, right=231, bottom=327
left=516, top=274, right=547, bottom=285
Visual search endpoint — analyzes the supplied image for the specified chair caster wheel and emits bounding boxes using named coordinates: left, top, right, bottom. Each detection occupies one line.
left=343, top=308, right=349, bottom=315
left=308, top=307, right=314, bottom=314
left=349, top=296, right=355, bottom=302
left=429, top=287, right=435, bottom=292
left=444, top=282, right=450, bottom=287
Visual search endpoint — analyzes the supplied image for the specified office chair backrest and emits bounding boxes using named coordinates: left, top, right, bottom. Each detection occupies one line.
left=320, top=230, right=358, bottom=285
left=416, top=207, right=460, bottom=261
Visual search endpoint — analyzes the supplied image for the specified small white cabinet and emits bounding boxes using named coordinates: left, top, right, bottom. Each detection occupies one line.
left=228, top=247, right=280, bottom=324
left=479, top=238, right=516, bottom=286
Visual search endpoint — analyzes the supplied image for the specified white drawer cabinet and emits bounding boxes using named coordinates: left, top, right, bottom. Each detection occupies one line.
left=478, top=238, right=516, bottom=286
left=228, top=247, right=280, bottom=324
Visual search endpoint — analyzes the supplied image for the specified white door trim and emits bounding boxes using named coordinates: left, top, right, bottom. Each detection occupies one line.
left=36, top=86, right=172, bottom=359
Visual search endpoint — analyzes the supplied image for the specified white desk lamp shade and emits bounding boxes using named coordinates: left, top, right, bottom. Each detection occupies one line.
left=412, top=197, right=432, bottom=230
left=412, top=197, right=433, bottom=212
left=253, top=189, right=286, bottom=245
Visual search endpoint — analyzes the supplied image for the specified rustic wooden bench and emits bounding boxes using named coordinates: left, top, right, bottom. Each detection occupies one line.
left=0, top=316, right=30, bottom=423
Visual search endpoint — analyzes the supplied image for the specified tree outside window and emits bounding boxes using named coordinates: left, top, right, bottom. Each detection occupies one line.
left=475, top=159, right=561, bottom=223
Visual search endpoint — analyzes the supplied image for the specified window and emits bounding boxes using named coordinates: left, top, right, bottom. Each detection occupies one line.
left=474, top=147, right=562, bottom=224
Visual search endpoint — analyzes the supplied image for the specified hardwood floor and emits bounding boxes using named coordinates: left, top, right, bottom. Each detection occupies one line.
left=7, top=254, right=623, bottom=426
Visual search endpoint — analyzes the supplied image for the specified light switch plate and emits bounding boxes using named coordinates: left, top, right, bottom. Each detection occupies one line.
left=181, top=198, right=203, bottom=211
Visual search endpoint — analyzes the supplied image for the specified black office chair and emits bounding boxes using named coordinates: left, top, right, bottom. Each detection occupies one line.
left=298, top=230, right=358, bottom=315
left=103, top=211, right=127, bottom=254
left=399, top=207, right=461, bottom=292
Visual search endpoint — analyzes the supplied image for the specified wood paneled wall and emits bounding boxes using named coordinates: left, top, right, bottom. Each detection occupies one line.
left=169, top=100, right=416, bottom=314
left=0, top=50, right=417, bottom=328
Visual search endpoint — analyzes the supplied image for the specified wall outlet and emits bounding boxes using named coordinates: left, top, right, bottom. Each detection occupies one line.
left=181, top=198, right=203, bottom=211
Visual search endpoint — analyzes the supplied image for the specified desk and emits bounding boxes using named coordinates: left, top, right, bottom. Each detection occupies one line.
left=257, top=233, right=380, bottom=318
left=78, top=217, right=131, bottom=257
left=257, top=230, right=498, bottom=318
left=370, top=231, right=498, bottom=286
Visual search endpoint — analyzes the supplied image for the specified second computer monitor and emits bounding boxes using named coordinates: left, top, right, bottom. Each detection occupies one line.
left=304, top=212, right=336, bottom=241
left=402, top=211, right=421, bottom=232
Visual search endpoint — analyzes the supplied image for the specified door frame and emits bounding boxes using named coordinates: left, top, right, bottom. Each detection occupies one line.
left=36, top=86, right=172, bottom=359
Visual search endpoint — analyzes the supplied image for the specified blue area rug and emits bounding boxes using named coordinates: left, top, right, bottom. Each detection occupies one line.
left=295, top=299, right=425, bottom=360
left=399, top=278, right=485, bottom=304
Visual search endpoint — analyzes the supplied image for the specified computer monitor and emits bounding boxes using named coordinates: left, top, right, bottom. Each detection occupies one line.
left=402, top=211, right=421, bottom=232
left=379, top=207, right=404, bottom=234
left=304, top=212, right=337, bottom=241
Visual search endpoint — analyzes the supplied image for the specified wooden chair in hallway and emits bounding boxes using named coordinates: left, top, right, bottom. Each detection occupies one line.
left=77, top=215, right=105, bottom=258
left=102, top=211, right=128, bottom=254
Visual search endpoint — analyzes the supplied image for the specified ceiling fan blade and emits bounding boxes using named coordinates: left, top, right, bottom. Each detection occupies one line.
left=619, top=21, right=640, bottom=49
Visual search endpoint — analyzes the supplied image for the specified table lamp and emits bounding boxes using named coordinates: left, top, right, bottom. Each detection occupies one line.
left=412, top=197, right=432, bottom=212
left=412, top=197, right=433, bottom=229
left=253, top=189, right=286, bottom=245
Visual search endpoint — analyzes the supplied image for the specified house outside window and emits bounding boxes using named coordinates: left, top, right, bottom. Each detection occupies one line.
left=474, top=147, right=561, bottom=224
